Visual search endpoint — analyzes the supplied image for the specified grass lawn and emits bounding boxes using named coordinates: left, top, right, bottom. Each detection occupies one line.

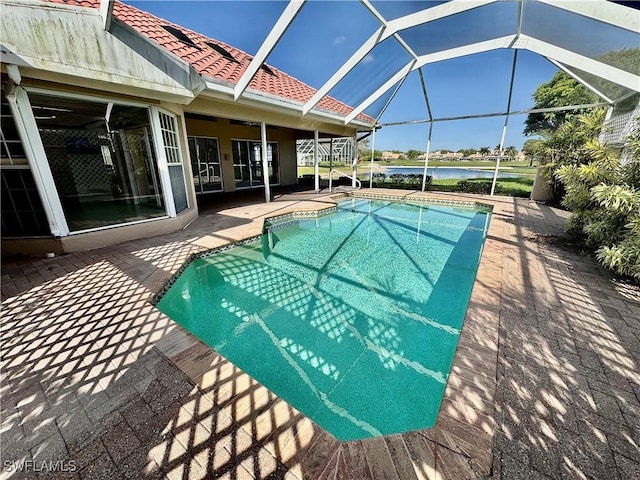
left=297, top=164, right=535, bottom=198
left=299, top=162, right=537, bottom=176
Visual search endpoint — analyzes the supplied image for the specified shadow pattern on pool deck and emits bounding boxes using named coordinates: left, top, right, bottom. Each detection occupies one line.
left=1, top=190, right=638, bottom=480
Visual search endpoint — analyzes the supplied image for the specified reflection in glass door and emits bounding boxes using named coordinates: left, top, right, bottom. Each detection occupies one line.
left=188, top=136, right=223, bottom=194
left=232, top=140, right=250, bottom=188
left=249, top=142, right=263, bottom=186
left=232, top=140, right=279, bottom=189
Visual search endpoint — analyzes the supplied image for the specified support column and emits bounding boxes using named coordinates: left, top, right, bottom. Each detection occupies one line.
left=314, top=130, right=320, bottom=193
left=261, top=122, right=271, bottom=203
left=490, top=122, right=508, bottom=196
left=369, top=129, right=375, bottom=189
left=421, top=122, right=433, bottom=192
left=352, top=134, right=358, bottom=188
left=491, top=50, right=518, bottom=197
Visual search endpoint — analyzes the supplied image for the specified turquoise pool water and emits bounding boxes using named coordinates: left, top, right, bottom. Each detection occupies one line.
left=157, top=199, right=491, bottom=441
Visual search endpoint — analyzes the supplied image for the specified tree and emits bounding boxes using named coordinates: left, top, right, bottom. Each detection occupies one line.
left=524, top=71, right=598, bottom=136
left=523, top=139, right=546, bottom=165
left=458, top=148, right=477, bottom=157
left=544, top=108, right=607, bottom=167
left=504, top=146, right=518, bottom=159
left=406, top=149, right=422, bottom=161
left=537, top=108, right=608, bottom=202
left=479, top=147, right=490, bottom=156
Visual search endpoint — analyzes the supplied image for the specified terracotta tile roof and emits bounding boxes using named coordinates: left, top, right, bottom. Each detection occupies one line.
left=41, top=0, right=375, bottom=124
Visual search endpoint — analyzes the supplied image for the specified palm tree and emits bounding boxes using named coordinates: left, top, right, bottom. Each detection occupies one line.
left=479, top=147, right=490, bottom=156
left=505, top=146, right=518, bottom=159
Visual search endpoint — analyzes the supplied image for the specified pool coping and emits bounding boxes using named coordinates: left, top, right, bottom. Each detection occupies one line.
left=150, top=190, right=501, bottom=478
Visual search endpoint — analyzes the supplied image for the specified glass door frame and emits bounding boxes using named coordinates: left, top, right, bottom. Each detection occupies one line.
left=231, top=138, right=280, bottom=190
left=188, top=135, right=224, bottom=194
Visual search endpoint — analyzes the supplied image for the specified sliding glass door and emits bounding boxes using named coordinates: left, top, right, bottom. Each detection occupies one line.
left=188, top=136, right=223, bottom=194
left=232, top=140, right=279, bottom=189
left=28, top=93, right=167, bottom=232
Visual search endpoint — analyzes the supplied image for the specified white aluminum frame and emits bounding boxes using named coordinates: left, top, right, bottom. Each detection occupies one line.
left=521, top=35, right=640, bottom=93
left=302, top=25, right=386, bottom=115
left=313, top=130, right=319, bottom=193
left=345, top=36, right=517, bottom=123
left=261, top=122, right=271, bottom=203
left=537, top=0, right=639, bottom=32
left=546, top=58, right=614, bottom=104
left=6, top=86, right=69, bottom=237
left=381, top=0, right=498, bottom=41
left=233, top=1, right=305, bottom=100
left=204, top=0, right=640, bottom=136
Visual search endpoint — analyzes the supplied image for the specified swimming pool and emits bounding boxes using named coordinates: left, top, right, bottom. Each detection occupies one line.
left=156, top=198, right=491, bottom=441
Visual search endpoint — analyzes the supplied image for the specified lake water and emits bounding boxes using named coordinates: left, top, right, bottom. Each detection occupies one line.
left=380, top=167, right=522, bottom=179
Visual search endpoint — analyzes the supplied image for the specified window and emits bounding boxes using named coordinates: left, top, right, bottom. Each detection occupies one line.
left=157, top=111, right=188, bottom=213
left=161, top=25, right=201, bottom=49
left=188, top=136, right=223, bottom=194
left=1, top=170, right=50, bottom=237
left=1, top=90, right=27, bottom=166
left=261, top=64, right=277, bottom=77
left=232, top=140, right=279, bottom=188
left=28, top=93, right=167, bottom=232
left=204, top=42, right=238, bottom=63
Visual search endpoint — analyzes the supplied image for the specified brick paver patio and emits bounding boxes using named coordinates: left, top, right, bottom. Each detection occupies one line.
left=1, top=190, right=638, bottom=479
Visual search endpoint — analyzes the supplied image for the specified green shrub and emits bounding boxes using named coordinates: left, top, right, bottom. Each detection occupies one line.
left=372, top=173, right=432, bottom=188
left=455, top=181, right=502, bottom=194
left=556, top=123, right=640, bottom=280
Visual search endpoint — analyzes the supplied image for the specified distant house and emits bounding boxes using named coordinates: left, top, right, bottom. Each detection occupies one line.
left=0, top=0, right=374, bottom=256
left=381, top=151, right=403, bottom=160
left=426, top=151, right=464, bottom=160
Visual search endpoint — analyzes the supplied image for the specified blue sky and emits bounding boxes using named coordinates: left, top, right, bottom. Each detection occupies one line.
left=129, top=1, right=576, bottom=151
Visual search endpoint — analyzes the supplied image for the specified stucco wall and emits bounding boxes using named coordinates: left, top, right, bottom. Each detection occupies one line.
left=0, top=0, right=202, bottom=103
left=185, top=116, right=298, bottom=191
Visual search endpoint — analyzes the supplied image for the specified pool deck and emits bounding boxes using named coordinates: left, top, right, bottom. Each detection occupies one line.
left=1, top=189, right=639, bottom=480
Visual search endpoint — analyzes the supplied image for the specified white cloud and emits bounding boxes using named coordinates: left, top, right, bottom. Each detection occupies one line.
left=362, top=54, right=375, bottom=64
left=332, top=36, right=346, bottom=46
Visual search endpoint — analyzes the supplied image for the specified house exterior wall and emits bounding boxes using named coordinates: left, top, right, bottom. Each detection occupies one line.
left=188, top=94, right=358, bottom=139
left=185, top=116, right=298, bottom=192
left=0, top=0, right=203, bottom=103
